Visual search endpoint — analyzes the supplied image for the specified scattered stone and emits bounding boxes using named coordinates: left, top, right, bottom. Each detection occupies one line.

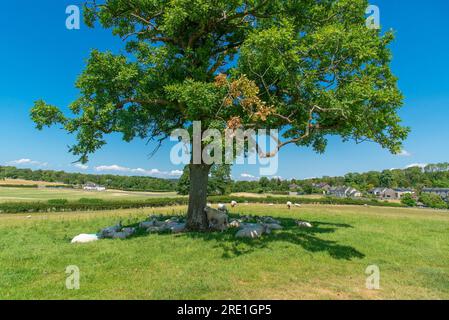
left=71, top=234, right=99, bottom=244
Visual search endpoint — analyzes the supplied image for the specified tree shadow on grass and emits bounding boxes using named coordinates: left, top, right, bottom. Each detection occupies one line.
left=182, top=216, right=364, bottom=260
left=120, top=215, right=364, bottom=261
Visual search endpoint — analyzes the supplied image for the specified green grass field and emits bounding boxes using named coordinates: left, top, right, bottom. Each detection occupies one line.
left=0, top=187, right=179, bottom=203
left=1, top=204, right=448, bottom=300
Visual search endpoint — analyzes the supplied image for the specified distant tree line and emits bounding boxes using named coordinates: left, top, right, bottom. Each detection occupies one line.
left=303, top=163, right=449, bottom=192
left=0, top=166, right=177, bottom=192
left=229, top=163, right=449, bottom=195
left=2, top=163, right=449, bottom=196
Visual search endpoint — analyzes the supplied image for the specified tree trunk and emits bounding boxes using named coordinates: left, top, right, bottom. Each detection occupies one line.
left=186, top=164, right=211, bottom=231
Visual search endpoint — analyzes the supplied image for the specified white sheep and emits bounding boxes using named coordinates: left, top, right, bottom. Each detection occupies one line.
left=218, top=203, right=228, bottom=212
left=287, top=201, right=292, bottom=209
left=231, top=200, right=238, bottom=208
left=205, top=207, right=229, bottom=231
left=297, top=221, right=313, bottom=228
left=294, top=203, right=301, bottom=207
left=71, top=234, right=99, bottom=244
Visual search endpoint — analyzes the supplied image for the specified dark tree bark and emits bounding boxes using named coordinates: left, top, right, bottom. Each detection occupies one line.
left=186, top=163, right=212, bottom=231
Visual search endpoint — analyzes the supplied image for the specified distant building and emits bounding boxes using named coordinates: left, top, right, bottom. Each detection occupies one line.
left=371, top=188, right=414, bottom=200
left=371, top=187, right=389, bottom=197
left=313, top=182, right=331, bottom=192
left=328, top=186, right=362, bottom=198
left=422, top=188, right=449, bottom=201
left=394, top=188, right=415, bottom=199
left=83, top=182, right=106, bottom=192
left=288, top=184, right=299, bottom=196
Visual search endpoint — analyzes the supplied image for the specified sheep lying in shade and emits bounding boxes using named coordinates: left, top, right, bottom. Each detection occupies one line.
left=297, top=221, right=313, bottom=228
left=235, top=224, right=266, bottom=239
left=204, top=206, right=229, bottom=231
left=218, top=203, right=228, bottom=213
left=229, top=220, right=241, bottom=228
left=99, top=222, right=137, bottom=239
left=100, top=222, right=122, bottom=238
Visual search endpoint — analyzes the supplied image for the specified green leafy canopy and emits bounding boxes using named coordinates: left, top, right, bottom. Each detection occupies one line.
left=31, top=0, right=409, bottom=164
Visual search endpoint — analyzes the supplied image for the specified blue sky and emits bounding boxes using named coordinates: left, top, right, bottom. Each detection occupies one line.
left=1, top=0, right=448, bottom=180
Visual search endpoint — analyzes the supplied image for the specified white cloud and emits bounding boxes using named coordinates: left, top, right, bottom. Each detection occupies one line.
left=95, top=165, right=130, bottom=172
left=169, top=170, right=183, bottom=177
left=74, top=164, right=88, bottom=170
left=405, top=163, right=428, bottom=169
left=94, top=164, right=183, bottom=178
left=397, top=149, right=412, bottom=157
left=240, top=173, right=260, bottom=180
left=7, top=159, right=48, bottom=167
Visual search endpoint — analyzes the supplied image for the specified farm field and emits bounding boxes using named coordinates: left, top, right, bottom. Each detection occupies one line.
left=0, top=187, right=180, bottom=203
left=1, top=204, right=448, bottom=300
left=231, top=192, right=324, bottom=198
left=0, top=179, right=69, bottom=186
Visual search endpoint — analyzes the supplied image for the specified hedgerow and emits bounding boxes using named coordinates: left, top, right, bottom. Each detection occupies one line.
left=0, top=196, right=406, bottom=214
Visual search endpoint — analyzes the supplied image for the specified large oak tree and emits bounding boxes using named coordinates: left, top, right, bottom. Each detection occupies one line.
left=31, top=0, right=408, bottom=231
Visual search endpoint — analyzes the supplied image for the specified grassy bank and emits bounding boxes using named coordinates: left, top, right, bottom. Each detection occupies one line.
left=0, top=204, right=448, bottom=299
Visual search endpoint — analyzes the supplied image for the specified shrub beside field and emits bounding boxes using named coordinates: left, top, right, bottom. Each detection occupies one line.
left=0, top=196, right=406, bottom=214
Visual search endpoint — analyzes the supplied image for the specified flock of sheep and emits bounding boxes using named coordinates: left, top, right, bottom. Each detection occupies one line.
left=71, top=201, right=311, bottom=243
left=213, top=200, right=301, bottom=210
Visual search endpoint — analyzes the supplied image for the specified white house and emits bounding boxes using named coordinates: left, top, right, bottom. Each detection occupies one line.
left=83, top=183, right=106, bottom=191
left=371, top=188, right=414, bottom=200
left=394, top=188, right=415, bottom=199
left=328, top=186, right=362, bottom=198
left=422, top=188, right=449, bottom=201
